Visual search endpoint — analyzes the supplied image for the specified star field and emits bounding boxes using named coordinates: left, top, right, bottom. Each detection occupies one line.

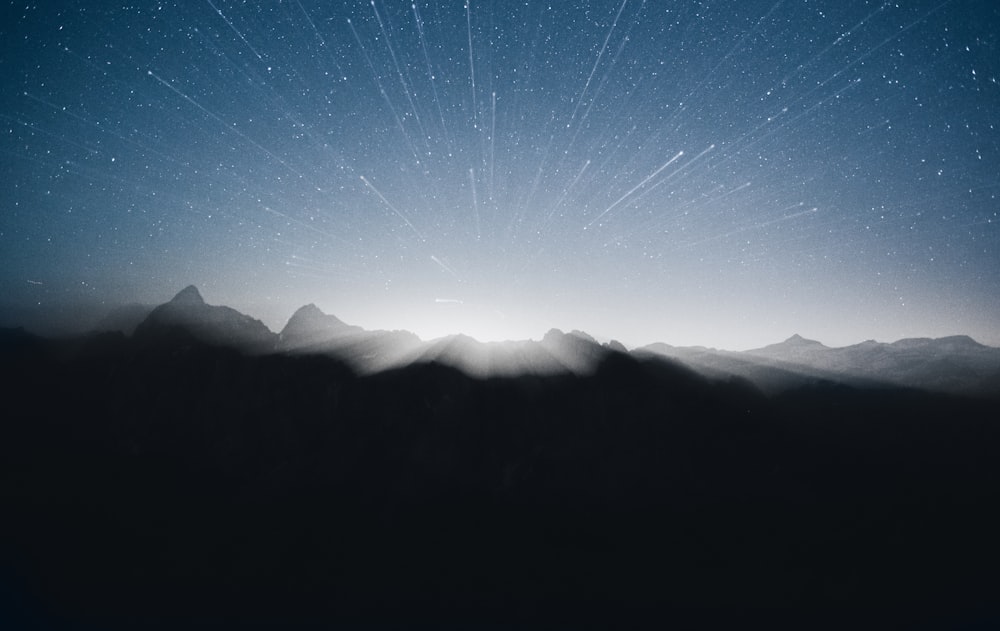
left=2, top=0, right=998, bottom=348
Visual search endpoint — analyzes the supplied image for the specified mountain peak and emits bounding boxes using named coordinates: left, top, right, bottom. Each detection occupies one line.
left=773, top=334, right=827, bottom=349
left=170, top=285, right=204, bottom=305
left=294, top=303, right=324, bottom=316
left=746, top=333, right=828, bottom=358
left=284, top=303, right=351, bottom=328
left=286, top=303, right=328, bottom=324
left=279, top=303, right=360, bottom=346
left=135, top=285, right=276, bottom=351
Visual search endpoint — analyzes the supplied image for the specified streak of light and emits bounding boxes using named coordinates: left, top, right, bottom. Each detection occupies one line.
left=585, top=150, right=686, bottom=228
left=146, top=70, right=309, bottom=181
left=204, top=0, right=265, bottom=61
left=678, top=0, right=786, bottom=112
left=622, top=144, right=722, bottom=213
left=21, top=92, right=179, bottom=165
left=360, top=175, right=425, bottom=240
left=469, top=168, right=482, bottom=240
left=4, top=108, right=99, bottom=155
left=466, top=0, right=478, bottom=130
left=568, top=0, right=629, bottom=126
left=557, top=1, right=643, bottom=176
left=543, top=159, right=592, bottom=225
left=779, top=2, right=891, bottom=87
left=489, top=91, right=497, bottom=201
left=680, top=204, right=820, bottom=248
left=293, top=0, right=346, bottom=79
left=412, top=0, right=452, bottom=150
left=369, top=0, right=429, bottom=145
left=431, top=255, right=461, bottom=280
left=261, top=206, right=354, bottom=246
left=817, top=0, right=955, bottom=89
left=346, top=18, right=422, bottom=163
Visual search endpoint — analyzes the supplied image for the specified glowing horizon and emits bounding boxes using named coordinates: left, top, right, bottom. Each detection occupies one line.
left=1, top=1, right=997, bottom=351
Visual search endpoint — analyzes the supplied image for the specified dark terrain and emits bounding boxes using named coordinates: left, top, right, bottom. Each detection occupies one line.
left=2, top=291, right=999, bottom=628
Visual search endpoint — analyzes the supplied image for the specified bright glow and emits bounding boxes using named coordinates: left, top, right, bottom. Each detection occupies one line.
left=1, top=2, right=997, bottom=349
left=405, top=300, right=537, bottom=344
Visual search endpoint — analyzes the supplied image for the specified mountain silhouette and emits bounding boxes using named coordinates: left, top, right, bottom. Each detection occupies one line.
left=171, top=284, right=205, bottom=304
left=116, top=286, right=1000, bottom=395
left=133, top=285, right=277, bottom=352
left=636, top=332, right=1000, bottom=397
left=3, top=286, right=1000, bottom=627
left=749, top=333, right=829, bottom=358
left=276, top=302, right=421, bottom=372
left=745, top=332, right=1000, bottom=395
left=279, top=303, right=363, bottom=349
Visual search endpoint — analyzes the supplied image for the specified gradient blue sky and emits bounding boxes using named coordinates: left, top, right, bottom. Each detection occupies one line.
left=2, top=0, right=998, bottom=349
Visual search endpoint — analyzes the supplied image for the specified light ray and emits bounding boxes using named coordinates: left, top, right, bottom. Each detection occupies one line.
left=360, top=175, right=425, bottom=240
left=204, top=0, right=265, bottom=61
left=585, top=150, right=685, bottom=228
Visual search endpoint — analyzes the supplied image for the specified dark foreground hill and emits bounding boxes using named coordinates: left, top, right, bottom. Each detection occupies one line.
left=1, top=327, right=999, bottom=629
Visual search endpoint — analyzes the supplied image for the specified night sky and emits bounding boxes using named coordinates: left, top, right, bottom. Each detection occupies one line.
left=2, top=0, right=998, bottom=349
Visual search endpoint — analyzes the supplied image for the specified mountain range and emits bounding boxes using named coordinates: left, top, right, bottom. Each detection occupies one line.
left=4, top=285, right=1000, bottom=626
left=82, top=285, right=1000, bottom=396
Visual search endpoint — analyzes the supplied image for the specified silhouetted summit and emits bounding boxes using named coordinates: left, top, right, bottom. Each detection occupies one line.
left=750, top=333, right=828, bottom=356
left=279, top=303, right=362, bottom=349
left=133, top=285, right=276, bottom=352
left=785, top=333, right=821, bottom=345
left=171, top=284, right=205, bottom=304
left=539, top=328, right=610, bottom=374
left=64, top=286, right=1000, bottom=396
left=3, top=289, right=1000, bottom=627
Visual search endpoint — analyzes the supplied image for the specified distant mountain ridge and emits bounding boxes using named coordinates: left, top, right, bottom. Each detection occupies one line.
left=9, top=299, right=1000, bottom=625
left=642, top=333, right=1000, bottom=396
left=133, top=285, right=277, bottom=352
left=108, top=286, right=1000, bottom=395
left=749, top=333, right=828, bottom=358
left=279, top=303, right=363, bottom=347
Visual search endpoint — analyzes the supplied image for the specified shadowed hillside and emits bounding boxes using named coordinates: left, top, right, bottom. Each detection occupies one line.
left=2, top=289, right=999, bottom=627
left=2, top=319, right=999, bottom=629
